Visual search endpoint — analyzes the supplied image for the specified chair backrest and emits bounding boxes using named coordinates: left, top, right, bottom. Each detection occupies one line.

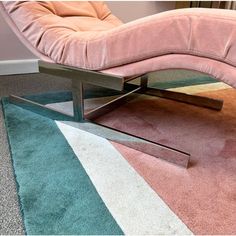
left=0, top=1, right=122, bottom=62
left=0, top=2, right=53, bottom=62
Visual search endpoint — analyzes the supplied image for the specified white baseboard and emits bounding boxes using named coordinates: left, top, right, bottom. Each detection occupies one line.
left=0, top=59, right=39, bottom=75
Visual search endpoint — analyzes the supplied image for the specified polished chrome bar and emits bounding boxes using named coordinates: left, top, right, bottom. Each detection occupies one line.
left=9, top=95, right=74, bottom=121
left=145, top=88, right=224, bottom=110
left=140, top=75, right=148, bottom=89
left=39, top=60, right=126, bottom=91
left=124, top=83, right=224, bottom=111
left=85, top=87, right=141, bottom=120
left=72, top=80, right=84, bottom=122
left=62, top=121, right=191, bottom=168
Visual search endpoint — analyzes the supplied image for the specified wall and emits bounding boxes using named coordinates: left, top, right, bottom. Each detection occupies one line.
left=107, top=1, right=175, bottom=22
left=0, top=1, right=175, bottom=61
left=0, top=12, right=36, bottom=60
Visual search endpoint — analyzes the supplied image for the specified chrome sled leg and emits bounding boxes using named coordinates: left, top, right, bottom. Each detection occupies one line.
left=9, top=93, right=190, bottom=168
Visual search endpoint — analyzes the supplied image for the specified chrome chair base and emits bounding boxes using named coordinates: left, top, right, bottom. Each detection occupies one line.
left=9, top=61, right=224, bottom=168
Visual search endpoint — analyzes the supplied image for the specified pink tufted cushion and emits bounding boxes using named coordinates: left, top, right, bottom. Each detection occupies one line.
left=2, top=2, right=236, bottom=72
left=1, top=1, right=123, bottom=67
left=2, top=1, right=236, bottom=89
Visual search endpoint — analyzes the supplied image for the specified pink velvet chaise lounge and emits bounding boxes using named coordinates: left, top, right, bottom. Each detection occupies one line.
left=1, top=1, right=236, bottom=167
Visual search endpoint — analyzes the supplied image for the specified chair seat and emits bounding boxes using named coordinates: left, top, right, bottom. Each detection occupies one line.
left=101, top=54, right=236, bottom=88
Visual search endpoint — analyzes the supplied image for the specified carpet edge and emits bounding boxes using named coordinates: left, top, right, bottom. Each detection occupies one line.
left=1, top=98, right=27, bottom=235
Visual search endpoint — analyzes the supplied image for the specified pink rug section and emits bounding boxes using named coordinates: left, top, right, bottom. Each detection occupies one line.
left=96, top=89, right=236, bottom=235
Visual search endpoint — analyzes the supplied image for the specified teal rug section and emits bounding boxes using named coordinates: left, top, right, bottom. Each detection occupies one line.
left=149, top=76, right=217, bottom=89
left=2, top=98, right=123, bottom=235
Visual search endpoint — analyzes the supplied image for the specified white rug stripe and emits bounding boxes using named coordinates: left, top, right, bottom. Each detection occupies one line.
left=56, top=121, right=193, bottom=235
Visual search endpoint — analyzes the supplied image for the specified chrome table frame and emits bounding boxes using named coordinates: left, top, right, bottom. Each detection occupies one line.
left=9, top=60, right=224, bottom=168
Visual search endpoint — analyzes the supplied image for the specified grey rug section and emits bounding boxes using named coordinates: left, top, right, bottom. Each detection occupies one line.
left=0, top=103, right=24, bottom=235
left=0, top=73, right=71, bottom=235
left=0, top=73, right=71, bottom=97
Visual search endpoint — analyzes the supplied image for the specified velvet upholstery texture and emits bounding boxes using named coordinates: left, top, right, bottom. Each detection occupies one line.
left=1, top=2, right=236, bottom=87
left=2, top=2, right=236, bottom=70
left=101, top=54, right=236, bottom=88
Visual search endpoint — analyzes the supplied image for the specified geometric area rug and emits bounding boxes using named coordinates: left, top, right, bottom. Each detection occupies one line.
left=2, top=80, right=236, bottom=235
